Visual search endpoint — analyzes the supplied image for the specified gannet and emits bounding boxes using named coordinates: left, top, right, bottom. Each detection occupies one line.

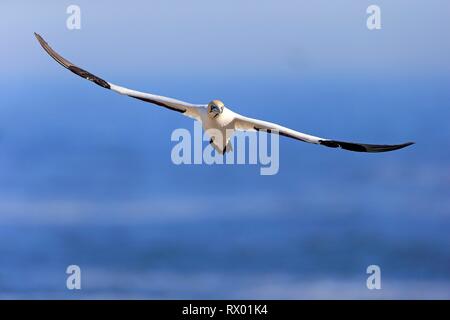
left=35, top=33, right=414, bottom=154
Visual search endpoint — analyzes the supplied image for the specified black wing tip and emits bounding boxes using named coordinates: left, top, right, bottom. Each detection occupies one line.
left=379, top=141, right=415, bottom=152
left=34, top=32, right=45, bottom=44
left=320, top=140, right=415, bottom=153
left=34, top=33, right=111, bottom=90
left=68, top=66, right=111, bottom=89
left=399, top=142, right=415, bottom=149
left=34, top=32, right=44, bottom=45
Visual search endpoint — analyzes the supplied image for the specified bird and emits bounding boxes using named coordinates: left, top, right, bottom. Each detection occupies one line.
left=34, top=33, right=414, bottom=154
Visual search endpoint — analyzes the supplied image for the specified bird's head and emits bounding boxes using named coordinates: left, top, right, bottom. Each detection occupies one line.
left=207, top=100, right=225, bottom=119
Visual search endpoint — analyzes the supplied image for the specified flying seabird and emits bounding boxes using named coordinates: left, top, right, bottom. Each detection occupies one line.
left=34, top=33, right=414, bottom=154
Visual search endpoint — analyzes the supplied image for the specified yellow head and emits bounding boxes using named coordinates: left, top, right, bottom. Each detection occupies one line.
left=207, top=100, right=225, bottom=118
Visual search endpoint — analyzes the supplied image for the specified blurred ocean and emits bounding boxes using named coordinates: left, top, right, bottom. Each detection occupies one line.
left=1, top=0, right=449, bottom=299
left=1, top=74, right=449, bottom=299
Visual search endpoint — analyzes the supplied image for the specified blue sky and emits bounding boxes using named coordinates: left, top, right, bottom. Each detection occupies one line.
left=2, top=0, right=450, bottom=76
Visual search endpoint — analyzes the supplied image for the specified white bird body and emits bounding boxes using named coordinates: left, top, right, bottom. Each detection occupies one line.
left=201, top=106, right=237, bottom=152
left=34, top=33, right=414, bottom=154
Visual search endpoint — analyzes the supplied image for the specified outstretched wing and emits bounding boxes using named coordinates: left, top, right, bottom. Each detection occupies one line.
left=34, top=33, right=205, bottom=120
left=233, top=113, right=414, bottom=153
